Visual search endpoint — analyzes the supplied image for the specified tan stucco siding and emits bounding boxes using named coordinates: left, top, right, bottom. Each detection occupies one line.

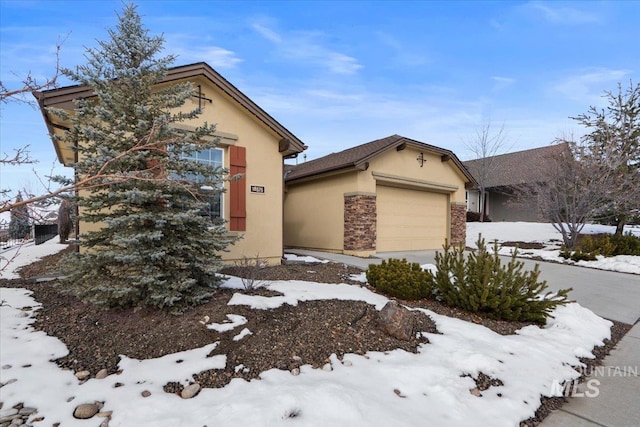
left=376, top=185, right=449, bottom=251
left=72, top=77, right=287, bottom=264
left=366, top=147, right=467, bottom=203
left=186, top=79, right=285, bottom=263
left=284, top=172, right=355, bottom=251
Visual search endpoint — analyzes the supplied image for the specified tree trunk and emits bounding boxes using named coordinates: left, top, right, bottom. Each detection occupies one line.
left=615, top=215, right=626, bottom=236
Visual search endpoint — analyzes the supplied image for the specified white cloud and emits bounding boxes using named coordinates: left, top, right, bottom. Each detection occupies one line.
left=249, top=21, right=362, bottom=75
left=376, top=32, right=429, bottom=67
left=526, top=1, right=601, bottom=25
left=491, top=76, right=516, bottom=90
left=326, top=52, right=362, bottom=75
left=251, top=22, right=282, bottom=43
left=551, top=68, right=631, bottom=104
left=169, top=44, right=242, bottom=69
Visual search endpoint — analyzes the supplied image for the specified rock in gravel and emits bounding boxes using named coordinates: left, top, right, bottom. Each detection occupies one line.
left=18, top=407, right=36, bottom=416
left=141, top=390, right=151, bottom=398
left=73, top=403, right=99, bottom=419
left=470, top=387, right=482, bottom=397
left=75, top=370, right=91, bottom=380
left=181, top=383, right=201, bottom=399
left=378, top=301, right=415, bottom=341
left=0, top=408, right=19, bottom=423
left=95, top=369, right=109, bottom=379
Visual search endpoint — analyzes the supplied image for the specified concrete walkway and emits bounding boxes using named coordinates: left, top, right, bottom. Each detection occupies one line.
left=542, top=322, right=640, bottom=427
left=285, top=248, right=640, bottom=427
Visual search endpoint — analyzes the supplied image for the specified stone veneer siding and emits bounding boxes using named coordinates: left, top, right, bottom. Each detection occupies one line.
left=450, top=202, right=466, bottom=247
left=344, top=193, right=376, bottom=251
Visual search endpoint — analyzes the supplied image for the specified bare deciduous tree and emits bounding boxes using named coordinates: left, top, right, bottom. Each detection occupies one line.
left=0, top=35, right=66, bottom=105
left=1, top=36, right=67, bottom=213
left=464, top=122, right=511, bottom=222
left=571, top=81, right=640, bottom=235
left=518, top=138, right=623, bottom=248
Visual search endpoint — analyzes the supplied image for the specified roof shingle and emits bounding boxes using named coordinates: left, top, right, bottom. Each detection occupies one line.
left=463, top=143, right=568, bottom=188
left=286, top=134, right=475, bottom=184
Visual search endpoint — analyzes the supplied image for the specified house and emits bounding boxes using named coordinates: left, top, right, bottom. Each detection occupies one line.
left=463, top=143, right=568, bottom=222
left=284, top=135, right=477, bottom=256
left=34, top=62, right=306, bottom=264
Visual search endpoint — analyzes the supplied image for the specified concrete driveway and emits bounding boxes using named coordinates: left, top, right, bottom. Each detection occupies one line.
left=288, top=249, right=640, bottom=325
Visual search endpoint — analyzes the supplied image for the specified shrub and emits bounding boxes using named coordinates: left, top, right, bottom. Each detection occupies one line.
left=427, top=236, right=571, bottom=324
left=466, top=211, right=491, bottom=222
left=233, top=254, right=266, bottom=290
left=366, top=258, right=432, bottom=300
left=579, top=235, right=614, bottom=256
left=613, top=233, right=640, bottom=255
left=559, top=246, right=598, bottom=262
left=565, top=233, right=640, bottom=260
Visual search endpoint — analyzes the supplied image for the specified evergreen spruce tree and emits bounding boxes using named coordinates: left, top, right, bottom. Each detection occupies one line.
left=54, top=4, right=236, bottom=310
left=9, top=192, right=31, bottom=239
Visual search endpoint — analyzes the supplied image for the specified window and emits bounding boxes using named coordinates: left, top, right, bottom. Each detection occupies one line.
left=180, top=147, right=224, bottom=219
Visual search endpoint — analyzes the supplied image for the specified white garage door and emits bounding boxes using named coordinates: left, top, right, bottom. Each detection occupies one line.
left=376, top=185, right=448, bottom=251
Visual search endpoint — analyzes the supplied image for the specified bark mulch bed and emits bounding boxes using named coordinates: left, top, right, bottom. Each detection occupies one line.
left=0, top=245, right=631, bottom=426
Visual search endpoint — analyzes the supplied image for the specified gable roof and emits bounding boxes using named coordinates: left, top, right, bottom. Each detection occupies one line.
left=34, top=62, right=307, bottom=162
left=285, top=134, right=477, bottom=186
left=463, top=143, right=569, bottom=188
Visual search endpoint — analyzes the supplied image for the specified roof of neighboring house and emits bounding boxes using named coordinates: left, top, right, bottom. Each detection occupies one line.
left=463, top=143, right=569, bottom=188
left=285, top=134, right=477, bottom=186
left=33, top=62, right=307, bottom=162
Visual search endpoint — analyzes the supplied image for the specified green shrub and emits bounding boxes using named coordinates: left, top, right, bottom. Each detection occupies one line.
left=366, top=258, right=432, bottom=300
left=579, top=235, right=614, bottom=256
left=427, top=236, right=572, bottom=324
left=567, top=233, right=640, bottom=259
left=559, top=245, right=598, bottom=262
left=609, top=233, right=640, bottom=256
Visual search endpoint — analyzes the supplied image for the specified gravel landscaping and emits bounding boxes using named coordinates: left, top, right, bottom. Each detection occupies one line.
left=0, top=244, right=631, bottom=426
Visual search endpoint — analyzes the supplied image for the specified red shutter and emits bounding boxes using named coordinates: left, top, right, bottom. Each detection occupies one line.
left=229, top=145, right=246, bottom=231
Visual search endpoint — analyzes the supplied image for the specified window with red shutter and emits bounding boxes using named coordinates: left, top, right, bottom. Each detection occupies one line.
left=229, top=145, right=246, bottom=231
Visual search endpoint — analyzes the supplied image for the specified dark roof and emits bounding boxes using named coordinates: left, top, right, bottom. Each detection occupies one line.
left=285, top=134, right=476, bottom=185
left=463, top=143, right=569, bottom=188
left=34, top=62, right=306, bottom=159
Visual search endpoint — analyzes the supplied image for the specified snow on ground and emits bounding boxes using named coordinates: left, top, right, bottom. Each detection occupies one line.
left=1, top=278, right=611, bottom=427
left=0, top=237, right=68, bottom=279
left=283, top=253, right=329, bottom=264
left=467, top=222, right=640, bottom=275
left=206, top=314, right=248, bottom=332
left=0, top=225, right=625, bottom=426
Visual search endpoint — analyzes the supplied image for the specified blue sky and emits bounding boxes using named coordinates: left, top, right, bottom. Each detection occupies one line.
left=1, top=0, right=639, bottom=197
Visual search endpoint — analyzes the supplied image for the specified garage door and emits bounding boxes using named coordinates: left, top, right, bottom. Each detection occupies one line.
left=376, top=185, right=448, bottom=251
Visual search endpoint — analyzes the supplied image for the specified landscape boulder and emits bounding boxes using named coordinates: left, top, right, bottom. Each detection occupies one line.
left=181, top=383, right=201, bottom=399
left=73, top=403, right=99, bottom=419
left=378, top=301, right=415, bottom=341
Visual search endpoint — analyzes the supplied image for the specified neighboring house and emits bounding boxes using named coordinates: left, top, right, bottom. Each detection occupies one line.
left=463, top=143, right=567, bottom=222
left=284, top=135, right=477, bottom=256
left=34, top=62, right=306, bottom=264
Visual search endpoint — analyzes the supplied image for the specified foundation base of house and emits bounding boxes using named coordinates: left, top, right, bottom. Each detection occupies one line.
left=221, top=255, right=283, bottom=266
left=343, top=249, right=376, bottom=258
